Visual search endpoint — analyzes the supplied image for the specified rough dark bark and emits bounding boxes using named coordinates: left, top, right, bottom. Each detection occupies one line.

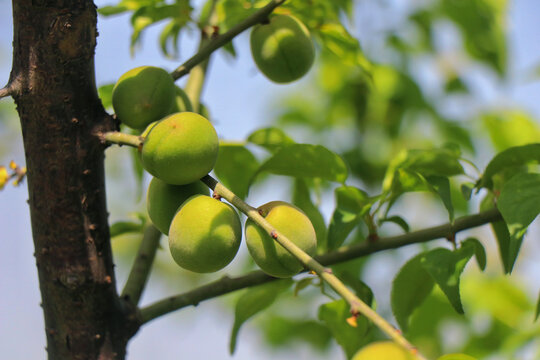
left=9, top=0, right=138, bottom=358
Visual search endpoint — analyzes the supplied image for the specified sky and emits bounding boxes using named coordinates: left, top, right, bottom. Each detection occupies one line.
left=1, top=1, right=540, bottom=359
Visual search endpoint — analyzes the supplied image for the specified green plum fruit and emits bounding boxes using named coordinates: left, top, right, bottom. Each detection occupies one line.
left=141, top=112, right=219, bottom=185
left=352, top=341, right=416, bottom=360
left=169, top=194, right=242, bottom=273
left=112, top=66, right=175, bottom=129
left=146, top=177, right=209, bottom=235
left=170, top=86, right=193, bottom=113
left=250, top=15, right=315, bottom=84
left=245, top=201, right=316, bottom=278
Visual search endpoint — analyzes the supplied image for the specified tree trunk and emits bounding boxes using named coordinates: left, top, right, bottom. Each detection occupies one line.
left=9, top=0, right=138, bottom=358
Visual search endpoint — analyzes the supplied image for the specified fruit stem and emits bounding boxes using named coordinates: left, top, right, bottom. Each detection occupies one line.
left=100, top=131, right=143, bottom=148
left=200, top=175, right=427, bottom=359
left=121, top=224, right=162, bottom=305
left=171, top=0, right=287, bottom=80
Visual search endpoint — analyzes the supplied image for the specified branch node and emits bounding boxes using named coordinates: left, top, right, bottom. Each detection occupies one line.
left=270, top=230, right=278, bottom=239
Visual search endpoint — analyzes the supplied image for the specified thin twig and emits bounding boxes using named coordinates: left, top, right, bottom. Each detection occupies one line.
left=0, top=86, right=11, bottom=99
left=100, top=131, right=143, bottom=148
left=121, top=225, right=162, bottom=305
left=171, top=0, right=286, bottom=80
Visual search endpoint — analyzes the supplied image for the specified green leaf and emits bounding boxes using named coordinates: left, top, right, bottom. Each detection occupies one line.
left=391, top=252, right=435, bottom=332
left=460, top=182, right=474, bottom=200
left=480, top=143, right=540, bottom=189
left=214, top=144, right=259, bottom=200
left=247, top=127, right=295, bottom=152
left=254, top=144, right=348, bottom=183
left=318, top=299, right=371, bottom=359
left=98, top=5, right=129, bottom=16
left=481, top=193, right=518, bottom=273
left=437, top=354, right=477, bottom=360
left=498, top=172, right=540, bottom=244
left=97, top=84, right=114, bottom=110
left=292, top=179, right=327, bottom=250
left=482, top=111, right=540, bottom=152
left=421, top=246, right=475, bottom=314
left=426, top=175, right=454, bottom=221
left=229, top=279, right=292, bottom=354
left=378, top=215, right=410, bottom=233
left=461, top=238, right=487, bottom=271
left=383, top=148, right=464, bottom=193
left=110, top=220, right=144, bottom=238
left=337, top=271, right=374, bottom=307
left=327, top=186, right=372, bottom=250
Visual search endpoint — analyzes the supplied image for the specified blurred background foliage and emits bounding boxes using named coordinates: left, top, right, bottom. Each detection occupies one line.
left=2, top=0, right=540, bottom=359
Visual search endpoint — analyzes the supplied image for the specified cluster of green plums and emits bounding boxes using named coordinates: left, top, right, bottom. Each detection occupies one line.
left=111, top=60, right=317, bottom=275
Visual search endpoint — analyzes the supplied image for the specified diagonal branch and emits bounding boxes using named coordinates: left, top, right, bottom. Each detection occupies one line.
left=171, top=0, right=286, bottom=80
left=121, top=225, right=162, bottom=305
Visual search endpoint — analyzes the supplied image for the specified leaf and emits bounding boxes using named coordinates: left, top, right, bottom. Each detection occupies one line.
left=247, top=127, right=295, bottom=152
left=481, top=193, right=518, bottom=273
left=498, top=172, right=540, bottom=244
left=480, top=143, right=540, bottom=189
left=109, top=221, right=145, bottom=238
left=292, top=179, right=327, bottom=250
left=254, top=144, right=348, bottom=183
left=421, top=246, right=474, bottom=314
left=337, top=271, right=374, bottom=307
left=214, top=144, right=259, bottom=200
left=391, top=252, right=435, bottom=332
left=97, top=83, right=114, bottom=110
left=327, top=186, right=372, bottom=250
left=426, top=175, right=454, bottom=221
left=378, top=215, right=410, bottom=233
left=318, top=299, right=371, bottom=359
left=229, top=279, right=292, bottom=354
left=460, top=182, right=474, bottom=200
left=482, top=111, right=540, bottom=152
left=461, top=238, right=487, bottom=271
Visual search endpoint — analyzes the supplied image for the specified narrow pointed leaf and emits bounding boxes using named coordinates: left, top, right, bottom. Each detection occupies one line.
left=214, top=144, right=259, bottom=200
left=421, top=247, right=474, bottom=314
left=461, top=238, right=487, bottom=271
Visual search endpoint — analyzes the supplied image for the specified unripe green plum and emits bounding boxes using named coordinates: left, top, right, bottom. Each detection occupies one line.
left=352, top=341, right=416, bottom=360
left=112, top=66, right=176, bottom=129
left=141, top=112, right=219, bottom=185
left=169, top=195, right=242, bottom=273
left=250, top=15, right=315, bottom=84
left=146, top=177, right=209, bottom=235
left=170, top=86, right=193, bottom=113
left=245, top=201, right=316, bottom=278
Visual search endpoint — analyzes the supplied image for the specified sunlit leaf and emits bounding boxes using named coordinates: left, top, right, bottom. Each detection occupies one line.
left=480, top=143, right=540, bottom=189
left=262, top=316, right=332, bottom=349
left=110, top=220, right=144, bottom=238
left=437, top=354, right=477, bottom=360
left=254, top=144, right=348, bottom=183
left=214, top=144, right=259, bottom=199
left=98, top=83, right=114, bottom=110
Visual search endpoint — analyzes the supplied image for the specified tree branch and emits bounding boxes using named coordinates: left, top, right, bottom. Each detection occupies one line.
left=139, top=206, right=501, bottom=323
left=100, top=131, right=143, bottom=148
left=0, top=86, right=12, bottom=99
left=121, top=225, right=162, bottom=305
left=171, top=0, right=286, bottom=80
